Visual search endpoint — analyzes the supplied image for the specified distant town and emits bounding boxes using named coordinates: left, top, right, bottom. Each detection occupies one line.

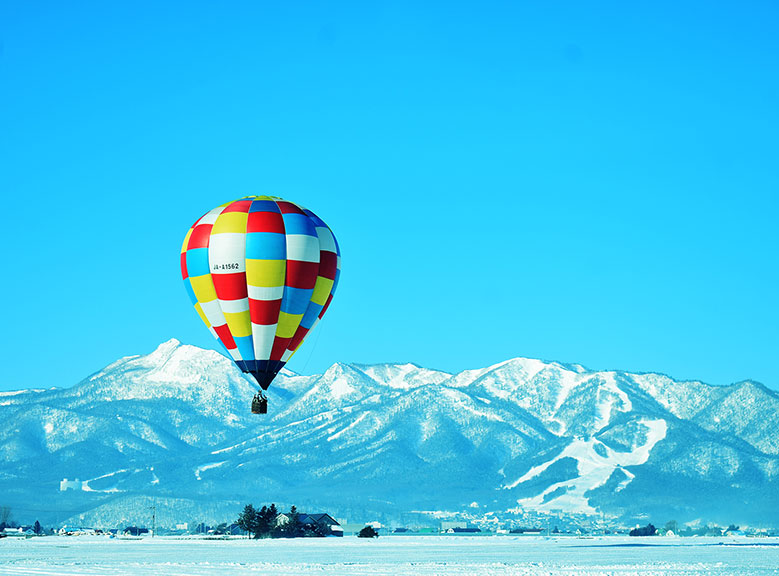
left=1, top=501, right=776, bottom=539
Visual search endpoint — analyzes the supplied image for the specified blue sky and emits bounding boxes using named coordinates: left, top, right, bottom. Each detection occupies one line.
left=1, top=0, right=777, bottom=392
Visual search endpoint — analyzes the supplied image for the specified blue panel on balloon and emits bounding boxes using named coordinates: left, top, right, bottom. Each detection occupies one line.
left=300, top=303, right=324, bottom=329
left=281, top=286, right=314, bottom=315
left=249, top=200, right=281, bottom=213
left=186, top=248, right=210, bottom=278
left=246, top=232, right=286, bottom=260
left=234, top=336, right=255, bottom=362
left=282, top=213, right=316, bottom=236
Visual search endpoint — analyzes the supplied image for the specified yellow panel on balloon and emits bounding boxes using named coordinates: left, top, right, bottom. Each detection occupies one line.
left=246, top=259, right=285, bottom=287
left=194, top=302, right=211, bottom=327
left=276, top=311, right=304, bottom=338
left=189, top=275, right=218, bottom=303
left=311, top=277, right=335, bottom=306
left=223, top=311, right=253, bottom=338
left=212, top=212, right=248, bottom=235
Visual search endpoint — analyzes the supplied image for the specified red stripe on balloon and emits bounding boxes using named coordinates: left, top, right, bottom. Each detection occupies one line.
left=212, top=272, right=248, bottom=300
left=276, top=201, right=306, bottom=215
left=317, top=251, right=338, bottom=280
left=288, top=326, right=309, bottom=351
left=213, top=324, right=237, bottom=349
left=187, top=224, right=213, bottom=250
left=249, top=299, right=282, bottom=325
left=285, top=260, right=319, bottom=290
left=247, top=210, right=285, bottom=234
left=270, top=337, right=292, bottom=361
left=319, top=293, right=334, bottom=319
left=221, top=200, right=253, bottom=214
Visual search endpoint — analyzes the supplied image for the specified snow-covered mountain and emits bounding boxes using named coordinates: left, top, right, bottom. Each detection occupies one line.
left=2, top=340, right=778, bottom=528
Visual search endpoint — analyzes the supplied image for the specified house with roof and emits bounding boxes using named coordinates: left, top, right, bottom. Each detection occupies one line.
left=297, top=513, right=343, bottom=537
left=275, top=513, right=290, bottom=526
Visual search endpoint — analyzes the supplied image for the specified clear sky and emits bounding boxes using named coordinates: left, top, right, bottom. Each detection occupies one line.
left=1, top=1, right=777, bottom=392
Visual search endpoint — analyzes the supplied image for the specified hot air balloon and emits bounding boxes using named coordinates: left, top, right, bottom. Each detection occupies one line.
left=180, top=196, right=341, bottom=414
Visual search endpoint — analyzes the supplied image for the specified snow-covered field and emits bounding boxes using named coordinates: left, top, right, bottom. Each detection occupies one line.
left=1, top=536, right=778, bottom=576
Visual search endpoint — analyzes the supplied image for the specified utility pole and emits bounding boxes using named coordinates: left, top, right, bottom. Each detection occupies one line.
left=148, top=500, right=156, bottom=537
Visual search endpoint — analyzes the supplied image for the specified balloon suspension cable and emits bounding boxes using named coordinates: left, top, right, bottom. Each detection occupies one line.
left=300, top=321, right=325, bottom=376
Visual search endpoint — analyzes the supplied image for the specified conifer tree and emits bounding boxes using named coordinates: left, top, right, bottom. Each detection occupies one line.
left=287, top=506, right=302, bottom=538
left=237, top=505, right=259, bottom=538
left=256, top=506, right=270, bottom=537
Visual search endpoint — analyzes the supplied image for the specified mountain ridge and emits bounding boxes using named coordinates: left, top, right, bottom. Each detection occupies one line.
left=1, top=339, right=777, bottom=529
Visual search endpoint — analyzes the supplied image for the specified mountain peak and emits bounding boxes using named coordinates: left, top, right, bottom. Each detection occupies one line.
left=148, top=338, right=182, bottom=359
left=734, top=379, right=774, bottom=395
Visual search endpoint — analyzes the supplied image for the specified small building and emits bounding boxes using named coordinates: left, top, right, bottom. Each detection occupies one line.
left=298, top=513, right=343, bottom=537
left=441, top=521, right=467, bottom=532
left=58, top=527, right=96, bottom=536
left=226, top=523, right=244, bottom=536
left=60, top=478, right=83, bottom=491
left=510, top=528, right=543, bottom=535
left=339, top=522, right=368, bottom=535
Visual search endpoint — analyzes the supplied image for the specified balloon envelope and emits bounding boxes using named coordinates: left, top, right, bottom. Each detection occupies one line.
left=180, top=196, right=341, bottom=389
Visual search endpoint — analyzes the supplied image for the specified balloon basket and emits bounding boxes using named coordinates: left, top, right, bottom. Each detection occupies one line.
left=251, top=393, right=268, bottom=415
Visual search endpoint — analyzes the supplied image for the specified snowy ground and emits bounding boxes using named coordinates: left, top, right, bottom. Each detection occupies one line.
left=1, top=535, right=778, bottom=576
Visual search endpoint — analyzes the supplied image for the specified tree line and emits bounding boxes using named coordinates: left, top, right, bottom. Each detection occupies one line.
left=237, top=504, right=320, bottom=539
